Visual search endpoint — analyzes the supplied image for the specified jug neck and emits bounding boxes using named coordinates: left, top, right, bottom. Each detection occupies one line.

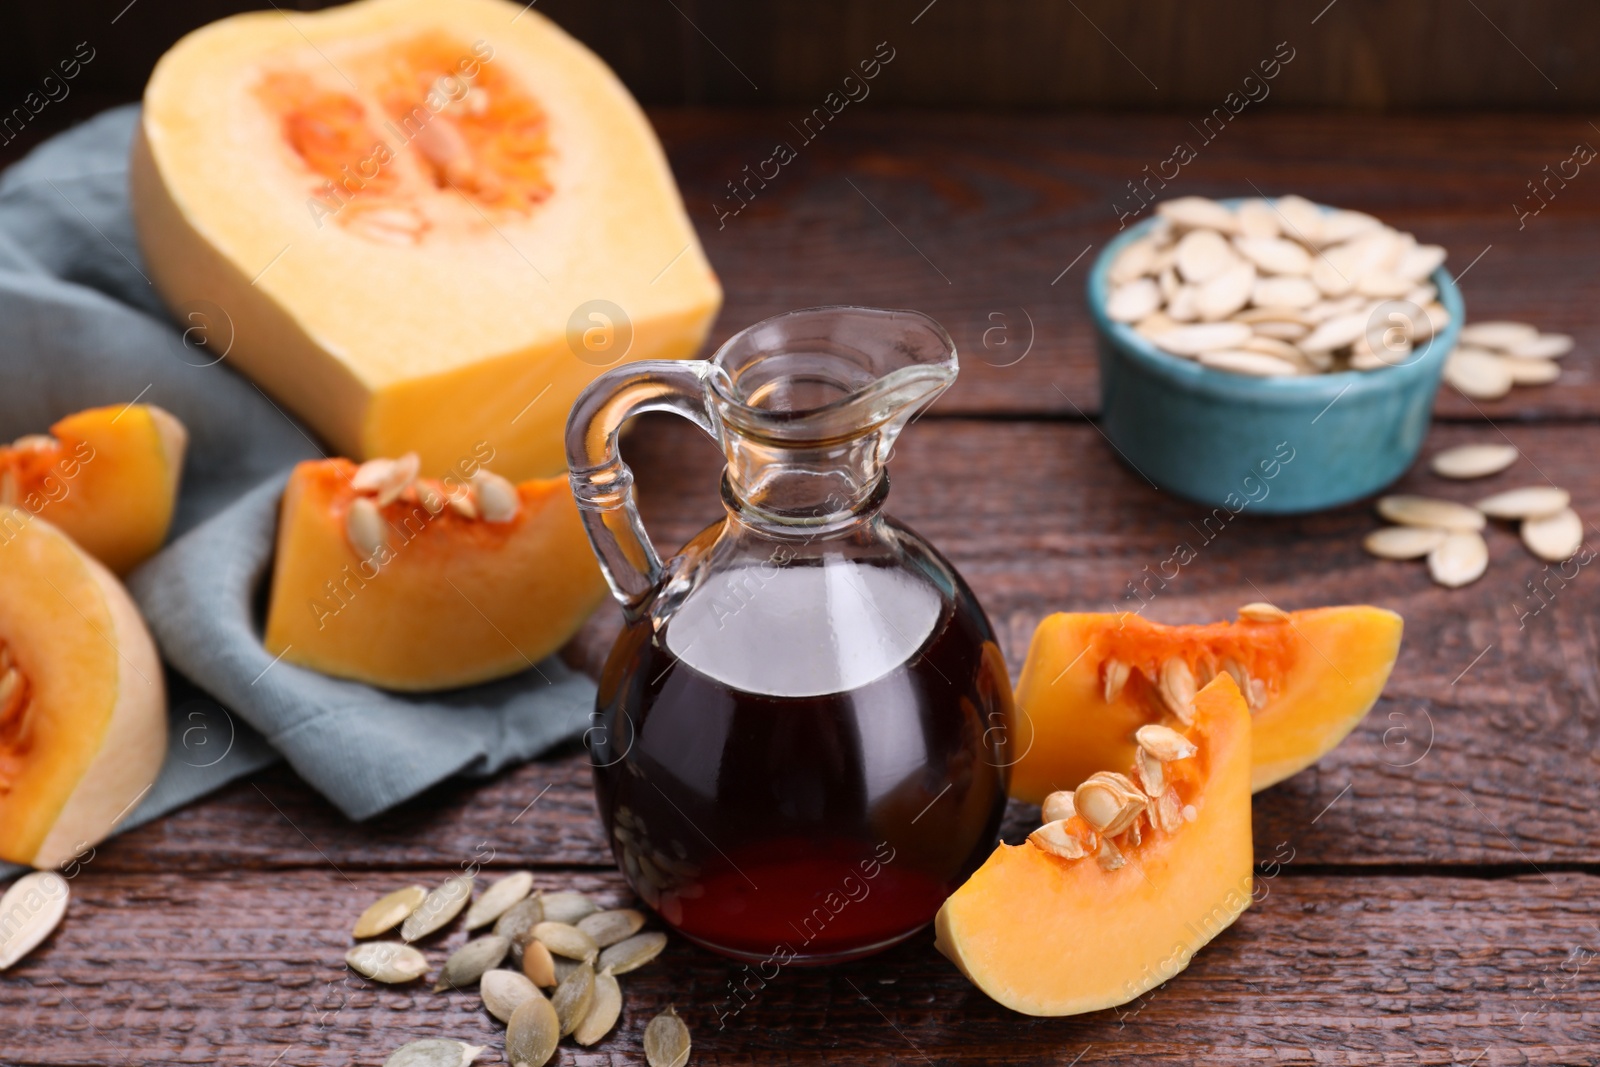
left=719, top=466, right=891, bottom=538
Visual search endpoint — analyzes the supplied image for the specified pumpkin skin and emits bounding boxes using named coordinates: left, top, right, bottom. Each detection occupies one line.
left=0, top=511, right=167, bottom=868
left=130, top=0, right=721, bottom=481
left=1009, top=605, right=1403, bottom=798
left=262, top=458, right=606, bottom=691
left=0, top=405, right=187, bottom=575
left=935, top=674, right=1254, bottom=1017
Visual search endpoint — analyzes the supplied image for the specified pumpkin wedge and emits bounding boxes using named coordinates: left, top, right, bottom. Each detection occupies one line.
left=0, top=511, right=167, bottom=868
left=0, top=405, right=187, bottom=574
left=936, top=673, right=1253, bottom=1017
left=263, top=455, right=605, bottom=691
left=1010, top=604, right=1402, bottom=798
left=131, top=0, right=721, bottom=481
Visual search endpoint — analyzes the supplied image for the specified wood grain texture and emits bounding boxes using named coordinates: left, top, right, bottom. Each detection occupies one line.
left=0, top=868, right=1593, bottom=1065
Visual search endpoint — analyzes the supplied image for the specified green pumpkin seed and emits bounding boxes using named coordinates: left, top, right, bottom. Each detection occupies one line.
left=464, top=871, right=533, bottom=931
left=353, top=885, right=427, bottom=939
left=598, top=931, right=667, bottom=975
left=402, top=874, right=474, bottom=942
left=480, top=968, right=541, bottom=1024
left=552, top=956, right=580, bottom=984
left=434, top=934, right=510, bottom=991
left=550, top=960, right=595, bottom=1037
left=522, top=938, right=557, bottom=987
left=382, top=1039, right=485, bottom=1067
left=0, top=871, right=68, bottom=972
left=644, top=1006, right=691, bottom=1067
left=345, top=941, right=429, bottom=983
left=576, top=908, right=645, bottom=948
left=539, top=890, right=596, bottom=925
left=505, top=994, right=560, bottom=1067
left=494, top=895, right=544, bottom=965
left=533, top=921, right=598, bottom=963
left=574, top=968, right=622, bottom=1045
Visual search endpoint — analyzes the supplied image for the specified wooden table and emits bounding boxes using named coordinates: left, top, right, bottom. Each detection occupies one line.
left=3, top=111, right=1598, bottom=1065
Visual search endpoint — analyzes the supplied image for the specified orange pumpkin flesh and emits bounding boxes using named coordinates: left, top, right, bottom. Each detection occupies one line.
left=0, top=405, right=187, bottom=575
left=263, top=458, right=606, bottom=691
left=935, top=674, right=1253, bottom=1017
left=1010, top=606, right=1403, bottom=798
left=0, top=511, right=167, bottom=868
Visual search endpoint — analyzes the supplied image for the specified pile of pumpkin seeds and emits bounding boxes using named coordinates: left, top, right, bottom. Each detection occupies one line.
left=345, top=871, right=689, bottom=1067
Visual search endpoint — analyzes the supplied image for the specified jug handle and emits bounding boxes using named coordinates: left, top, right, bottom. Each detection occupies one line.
left=565, top=360, right=717, bottom=612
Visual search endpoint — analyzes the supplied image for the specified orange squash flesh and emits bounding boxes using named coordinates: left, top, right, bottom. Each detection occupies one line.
left=0, top=510, right=167, bottom=868
left=0, top=405, right=187, bottom=575
left=935, top=674, right=1254, bottom=1017
left=263, top=458, right=606, bottom=691
left=1010, top=606, right=1403, bottom=798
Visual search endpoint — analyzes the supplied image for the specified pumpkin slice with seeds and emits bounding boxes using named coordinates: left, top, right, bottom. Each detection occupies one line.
left=1009, top=604, right=1402, bottom=797
left=936, top=672, right=1253, bottom=1017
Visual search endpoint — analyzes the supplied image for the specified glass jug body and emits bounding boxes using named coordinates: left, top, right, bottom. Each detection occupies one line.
left=568, top=307, right=1012, bottom=964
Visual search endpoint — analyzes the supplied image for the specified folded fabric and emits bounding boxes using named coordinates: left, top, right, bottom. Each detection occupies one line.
left=0, top=105, right=597, bottom=878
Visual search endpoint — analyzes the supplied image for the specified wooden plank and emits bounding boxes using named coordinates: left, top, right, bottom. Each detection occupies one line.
left=0, top=867, right=1592, bottom=1064
left=89, top=416, right=1600, bottom=872
left=657, top=111, right=1600, bottom=422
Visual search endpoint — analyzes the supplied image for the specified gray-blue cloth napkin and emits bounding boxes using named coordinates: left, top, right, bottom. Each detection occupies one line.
left=0, top=105, right=596, bottom=877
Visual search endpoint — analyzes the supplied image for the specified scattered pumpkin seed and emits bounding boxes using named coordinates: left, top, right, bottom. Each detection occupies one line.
left=506, top=994, right=560, bottom=1067
left=577, top=908, right=646, bottom=949
left=533, top=921, right=599, bottom=963
left=1444, top=349, right=1514, bottom=400
left=1459, top=321, right=1538, bottom=350
left=1475, top=485, right=1571, bottom=521
left=1376, top=495, right=1486, bottom=532
left=346, top=941, right=429, bottom=983
left=402, top=874, right=474, bottom=942
left=382, top=1039, right=485, bottom=1067
left=1522, top=507, right=1583, bottom=562
left=435, top=934, right=510, bottom=991
left=0, top=871, right=68, bottom=972
left=1428, top=530, right=1489, bottom=588
left=539, top=890, right=596, bottom=926
left=1504, top=357, right=1561, bottom=385
left=574, top=968, right=622, bottom=1045
left=481, top=968, right=542, bottom=1024
left=465, top=871, right=534, bottom=931
left=644, top=1006, right=692, bottom=1067
left=522, top=938, right=558, bottom=987
left=495, top=894, right=545, bottom=966
left=1506, top=332, right=1574, bottom=360
left=551, top=960, right=596, bottom=1036
left=353, top=885, right=428, bottom=939
left=598, top=931, right=668, bottom=975
left=1363, top=526, right=1449, bottom=560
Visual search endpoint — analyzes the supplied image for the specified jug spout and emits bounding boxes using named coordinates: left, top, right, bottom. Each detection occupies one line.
left=707, top=306, right=958, bottom=526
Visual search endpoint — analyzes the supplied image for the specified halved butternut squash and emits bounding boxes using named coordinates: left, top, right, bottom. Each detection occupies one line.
left=0, top=405, right=187, bottom=574
left=0, top=510, right=167, bottom=868
left=935, top=673, right=1253, bottom=1016
left=263, top=454, right=605, bottom=690
left=1010, top=604, right=1403, bottom=798
left=131, top=0, right=721, bottom=480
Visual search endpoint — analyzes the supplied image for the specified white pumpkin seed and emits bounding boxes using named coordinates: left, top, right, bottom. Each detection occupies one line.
left=345, top=941, right=429, bottom=983
left=345, top=496, right=388, bottom=559
left=1395, top=243, right=1446, bottom=283
left=551, top=960, right=595, bottom=1036
left=1251, top=275, right=1320, bottom=309
left=645, top=1007, right=692, bottom=1067
left=1503, top=357, right=1560, bottom=385
left=1028, top=819, right=1090, bottom=861
left=574, top=968, right=622, bottom=1045
left=10, top=434, right=56, bottom=452
left=377, top=452, right=421, bottom=506
left=539, top=891, right=596, bottom=926
left=382, top=1039, right=486, bottom=1067
left=1430, top=443, right=1519, bottom=480
left=1376, top=495, right=1486, bottom=532
left=1475, top=486, right=1570, bottom=520
left=351, top=457, right=395, bottom=493
left=533, top=921, right=599, bottom=962
left=1157, top=658, right=1196, bottom=723
left=1234, top=235, right=1312, bottom=275
left=1444, top=349, right=1514, bottom=400
left=577, top=908, right=646, bottom=949
left=1235, top=199, right=1280, bottom=238
left=1095, top=836, right=1127, bottom=871
left=1237, top=601, right=1290, bottom=623
left=1134, top=747, right=1165, bottom=798
left=1135, top=723, right=1197, bottom=762
left=598, top=931, right=668, bottom=975
left=1040, top=789, right=1077, bottom=823
left=416, top=480, right=447, bottom=514
left=1299, top=311, right=1368, bottom=353
left=482, top=968, right=542, bottom=1023
left=1196, top=261, right=1256, bottom=321
left=1102, top=658, right=1130, bottom=703
left=522, top=937, right=558, bottom=987
left=1155, top=790, right=1184, bottom=833
left=353, top=885, right=428, bottom=939
left=1521, top=508, right=1583, bottom=562
left=506, top=994, right=561, bottom=1067
left=1198, top=349, right=1300, bottom=377
left=1427, top=531, right=1489, bottom=588
left=445, top=483, right=478, bottom=518
left=1074, top=772, right=1146, bottom=836
left=1149, top=321, right=1253, bottom=356
left=1363, top=526, right=1448, bottom=560
left=1107, top=278, right=1162, bottom=323
left=402, top=874, right=473, bottom=942
left=1506, top=333, right=1574, bottom=360
left=0, top=871, right=68, bottom=971
left=1458, top=321, right=1538, bottom=350
left=435, top=934, right=511, bottom=991
left=1108, top=237, right=1157, bottom=284
left=1157, top=196, right=1238, bottom=234
left=465, top=871, right=534, bottom=931
left=1272, top=194, right=1325, bottom=244
left=471, top=469, right=519, bottom=523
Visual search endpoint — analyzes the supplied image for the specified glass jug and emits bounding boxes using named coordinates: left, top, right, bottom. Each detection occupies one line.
left=566, top=306, right=1012, bottom=964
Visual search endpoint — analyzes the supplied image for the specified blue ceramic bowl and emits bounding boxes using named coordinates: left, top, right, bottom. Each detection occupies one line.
left=1087, top=209, right=1464, bottom=514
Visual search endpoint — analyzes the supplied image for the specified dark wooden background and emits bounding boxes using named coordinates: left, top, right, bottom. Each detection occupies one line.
left=1, top=1, right=1599, bottom=1064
